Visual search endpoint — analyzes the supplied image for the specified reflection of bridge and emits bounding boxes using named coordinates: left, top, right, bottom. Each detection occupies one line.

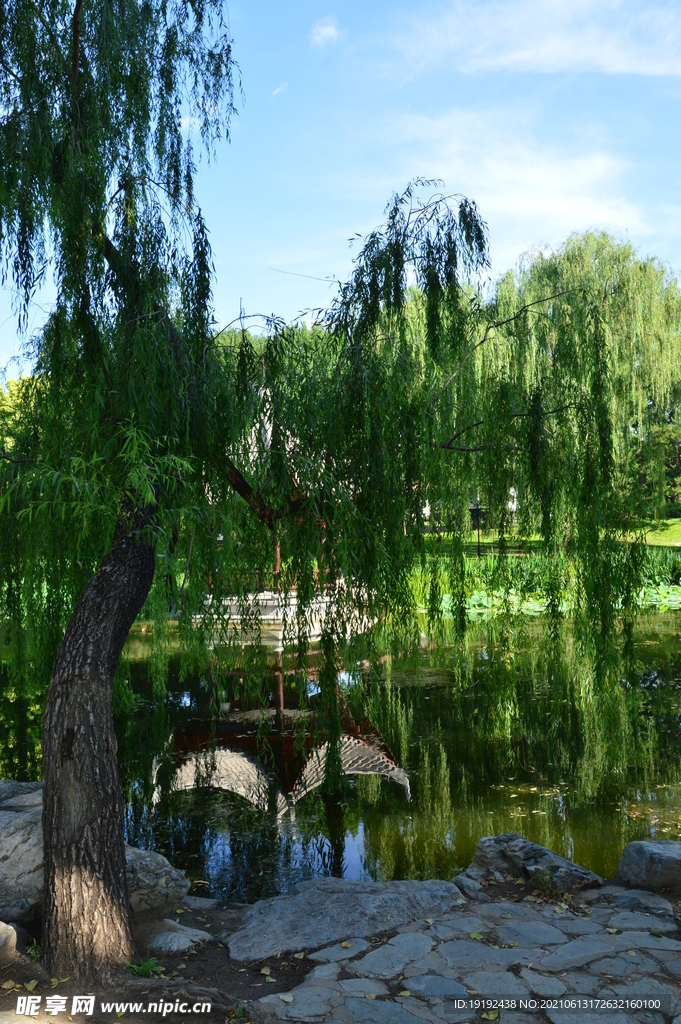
left=152, top=734, right=410, bottom=818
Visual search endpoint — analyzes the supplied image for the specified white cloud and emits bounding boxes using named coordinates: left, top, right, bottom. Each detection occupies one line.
left=396, top=0, right=681, bottom=76
left=309, top=17, right=344, bottom=49
left=271, top=81, right=288, bottom=97
left=379, top=107, right=647, bottom=273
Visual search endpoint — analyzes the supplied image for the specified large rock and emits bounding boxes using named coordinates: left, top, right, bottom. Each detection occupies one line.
left=617, top=841, right=681, bottom=891
left=463, top=833, right=602, bottom=891
left=0, top=782, right=43, bottom=922
left=147, top=919, right=212, bottom=953
left=124, top=845, right=191, bottom=915
left=227, top=877, right=463, bottom=961
left=0, top=921, right=17, bottom=964
left=0, top=781, right=189, bottom=923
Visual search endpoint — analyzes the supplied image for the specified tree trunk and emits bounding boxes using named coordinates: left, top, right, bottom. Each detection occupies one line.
left=41, top=508, right=156, bottom=981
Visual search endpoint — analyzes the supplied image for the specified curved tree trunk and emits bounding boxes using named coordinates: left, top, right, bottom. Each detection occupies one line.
left=41, top=509, right=156, bottom=981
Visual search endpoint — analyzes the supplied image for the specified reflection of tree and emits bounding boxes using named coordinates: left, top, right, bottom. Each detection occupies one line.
left=0, top=668, right=44, bottom=781
left=354, top=616, right=681, bottom=880
left=3, top=616, right=681, bottom=895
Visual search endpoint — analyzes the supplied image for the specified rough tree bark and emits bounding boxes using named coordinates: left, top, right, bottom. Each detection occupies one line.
left=41, top=506, right=156, bottom=981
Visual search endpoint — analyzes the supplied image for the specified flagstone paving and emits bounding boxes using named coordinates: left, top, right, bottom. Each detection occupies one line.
left=244, top=881, right=681, bottom=1024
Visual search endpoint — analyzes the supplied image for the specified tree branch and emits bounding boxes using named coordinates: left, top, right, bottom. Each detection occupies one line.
left=225, top=458, right=275, bottom=529
left=439, top=401, right=582, bottom=450
left=28, top=0, right=72, bottom=82
left=101, top=230, right=307, bottom=531
left=71, top=0, right=83, bottom=93
left=427, top=291, right=573, bottom=413
left=0, top=450, right=32, bottom=464
left=440, top=443, right=519, bottom=452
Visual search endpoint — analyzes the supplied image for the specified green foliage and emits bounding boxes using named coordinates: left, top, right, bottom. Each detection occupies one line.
left=1, top=39, right=681, bottom=804
left=26, top=939, right=42, bottom=962
left=125, top=958, right=164, bottom=978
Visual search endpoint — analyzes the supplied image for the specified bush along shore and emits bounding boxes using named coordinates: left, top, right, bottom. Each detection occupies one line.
left=412, top=546, right=681, bottom=623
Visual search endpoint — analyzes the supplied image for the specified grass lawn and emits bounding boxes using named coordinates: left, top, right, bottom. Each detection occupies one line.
left=643, top=519, right=681, bottom=547
left=446, top=522, right=681, bottom=551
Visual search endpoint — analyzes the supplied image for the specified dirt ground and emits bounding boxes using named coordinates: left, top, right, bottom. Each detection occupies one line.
left=0, top=899, right=316, bottom=1023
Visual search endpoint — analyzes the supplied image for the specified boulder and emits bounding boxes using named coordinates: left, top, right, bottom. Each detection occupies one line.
left=617, top=841, right=681, bottom=892
left=0, top=921, right=17, bottom=964
left=147, top=919, right=213, bottom=953
left=227, top=877, right=463, bottom=961
left=0, top=783, right=43, bottom=922
left=463, top=833, right=602, bottom=891
left=0, top=781, right=189, bottom=923
left=125, top=845, right=191, bottom=915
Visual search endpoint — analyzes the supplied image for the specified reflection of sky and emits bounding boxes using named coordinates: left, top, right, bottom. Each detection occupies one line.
left=342, top=823, right=365, bottom=881
left=200, top=814, right=367, bottom=899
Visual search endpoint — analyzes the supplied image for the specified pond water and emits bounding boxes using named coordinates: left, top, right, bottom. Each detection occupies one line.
left=2, top=612, right=681, bottom=902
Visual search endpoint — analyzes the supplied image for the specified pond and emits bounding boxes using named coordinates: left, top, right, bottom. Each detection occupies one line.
left=2, top=612, right=681, bottom=902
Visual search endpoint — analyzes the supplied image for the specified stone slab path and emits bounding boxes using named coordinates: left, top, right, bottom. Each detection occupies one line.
left=231, top=879, right=681, bottom=1024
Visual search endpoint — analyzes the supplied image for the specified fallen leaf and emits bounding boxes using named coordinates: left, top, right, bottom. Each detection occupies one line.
left=650, top=928, right=663, bottom=938
left=24, top=981, right=38, bottom=992
left=399, top=990, right=411, bottom=997
left=293, top=952, right=305, bottom=960
left=510, top=941, right=519, bottom=947
left=50, top=978, right=59, bottom=988
left=1, top=981, right=15, bottom=990
left=490, top=944, right=499, bottom=949
left=469, top=932, right=483, bottom=941
left=607, top=928, right=618, bottom=934
left=340, top=941, right=351, bottom=949
left=261, top=967, right=271, bottom=976
left=365, top=993, right=375, bottom=1000
left=627, top=950, right=637, bottom=957
left=554, top=907, right=564, bottom=914
left=59, top=978, right=70, bottom=984
left=481, top=1011, right=499, bottom=1020
left=279, top=994, right=293, bottom=1003
left=425, top=918, right=434, bottom=924
left=175, top=908, right=184, bottom=914
left=265, top=976, right=275, bottom=984
left=456, top=898, right=466, bottom=905
left=117, top=1013, right=125, bottom=1019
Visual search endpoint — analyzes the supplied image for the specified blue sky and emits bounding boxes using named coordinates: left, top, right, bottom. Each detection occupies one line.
left=2, top=0, right=681, bottom=374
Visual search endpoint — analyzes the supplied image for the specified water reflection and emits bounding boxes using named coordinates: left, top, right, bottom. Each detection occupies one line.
left=3, top=613, right=681, bottom=900
left=151, top=734, right=410, bottom=817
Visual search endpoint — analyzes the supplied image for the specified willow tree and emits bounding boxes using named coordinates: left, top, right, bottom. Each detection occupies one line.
left=426, top=229, right=679, bottom=651
left=0, top=0, right=239, bottom=980
left=0, top=0, right=490, bottom=978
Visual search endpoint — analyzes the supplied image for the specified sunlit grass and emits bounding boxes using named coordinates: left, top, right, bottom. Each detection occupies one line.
left=644, top=519, right=681, bottom=547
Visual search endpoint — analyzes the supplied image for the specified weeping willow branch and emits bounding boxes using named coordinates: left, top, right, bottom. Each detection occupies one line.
left=427, top=291, right=573, bottom=413
left=440, top=401, right=583, bottom=450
